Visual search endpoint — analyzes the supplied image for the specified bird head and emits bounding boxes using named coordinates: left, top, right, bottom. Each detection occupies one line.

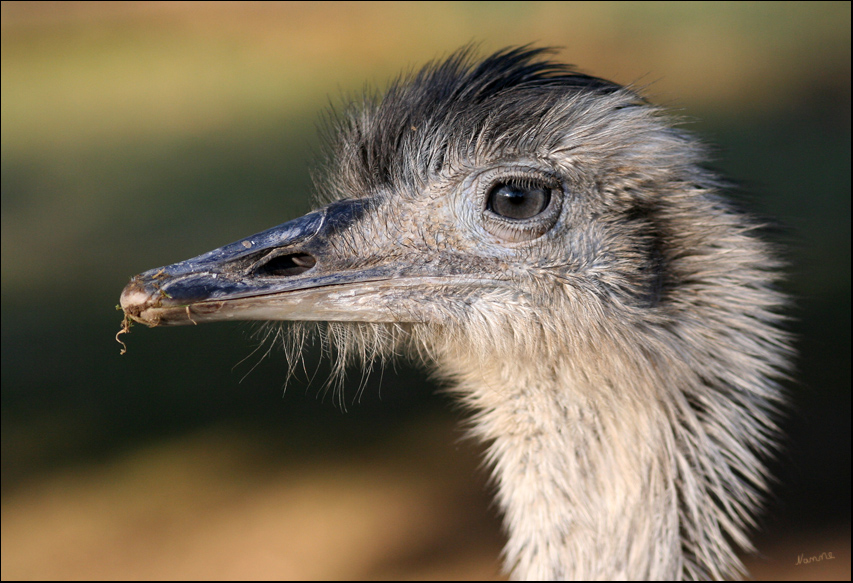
left=120, top=46, right=782, bottom=377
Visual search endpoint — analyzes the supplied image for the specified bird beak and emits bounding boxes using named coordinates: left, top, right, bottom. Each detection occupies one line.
left=120, top=198, right=427, bottom=327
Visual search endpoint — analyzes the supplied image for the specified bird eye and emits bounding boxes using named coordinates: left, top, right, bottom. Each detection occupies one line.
left=487, top=181, right=550, bottom=220
left=481, top=173, right=562, bottom=243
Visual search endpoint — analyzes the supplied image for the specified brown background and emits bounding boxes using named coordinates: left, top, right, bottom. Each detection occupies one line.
left=2, top=2, right=850, bottom=579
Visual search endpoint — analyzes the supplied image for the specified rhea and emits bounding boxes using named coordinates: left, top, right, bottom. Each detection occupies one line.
left=120, top=47, right=790, bottom=580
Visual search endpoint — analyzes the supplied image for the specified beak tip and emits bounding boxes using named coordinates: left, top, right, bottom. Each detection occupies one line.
left=120, top=279, right=160, bottom=325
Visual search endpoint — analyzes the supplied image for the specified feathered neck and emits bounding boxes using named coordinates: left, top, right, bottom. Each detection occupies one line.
left=436, top=316, right=779, bottom=580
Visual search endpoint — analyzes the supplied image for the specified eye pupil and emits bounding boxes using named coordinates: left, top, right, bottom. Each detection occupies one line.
left=488, top=182, right=550, bottom=220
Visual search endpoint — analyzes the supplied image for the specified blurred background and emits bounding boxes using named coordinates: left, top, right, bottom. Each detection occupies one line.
left=2, top=2, right=849, bottom=579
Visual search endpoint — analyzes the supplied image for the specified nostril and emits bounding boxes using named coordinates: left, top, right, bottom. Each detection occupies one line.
left=256, top=253, right=317, bottom=277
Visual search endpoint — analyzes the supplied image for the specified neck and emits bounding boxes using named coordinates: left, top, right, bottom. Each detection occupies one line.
left=438, top=328, right=770, bottom=580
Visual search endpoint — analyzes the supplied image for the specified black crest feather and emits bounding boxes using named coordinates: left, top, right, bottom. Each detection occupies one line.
left=324, top=46, right=624, bottom=197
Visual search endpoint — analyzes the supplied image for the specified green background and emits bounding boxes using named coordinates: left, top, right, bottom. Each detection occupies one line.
left=2, top=2, right=850, bottom=579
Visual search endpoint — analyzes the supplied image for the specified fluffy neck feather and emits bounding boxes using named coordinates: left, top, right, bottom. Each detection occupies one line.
left=432, top=293, right=783, bottom=580
left=438, top=345, right=710, bottom=578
